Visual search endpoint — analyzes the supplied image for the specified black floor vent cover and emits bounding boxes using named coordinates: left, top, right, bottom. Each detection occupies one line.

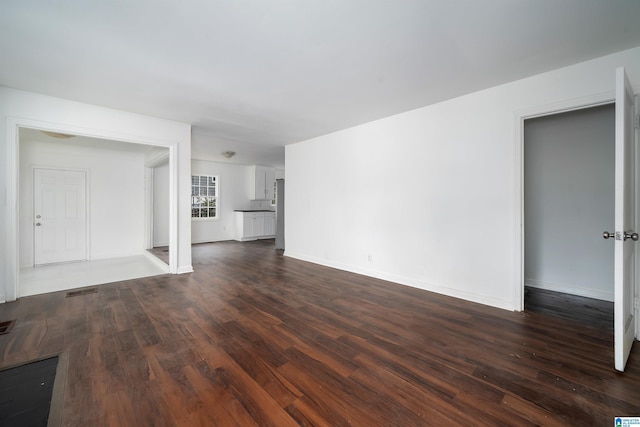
left=66, top=288, right=97, bottom=297
left=0, top=356, right=58, bottom=427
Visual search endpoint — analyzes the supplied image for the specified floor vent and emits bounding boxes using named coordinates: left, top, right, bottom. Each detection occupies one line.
left=0, top=355, right=59, bottom=426
left=0, top=320, right=16, bottom=335
left=66, top=288, right=97, bottom=298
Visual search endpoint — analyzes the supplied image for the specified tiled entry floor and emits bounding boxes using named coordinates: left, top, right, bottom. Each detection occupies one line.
left=19, top=254, right=169, bottom=298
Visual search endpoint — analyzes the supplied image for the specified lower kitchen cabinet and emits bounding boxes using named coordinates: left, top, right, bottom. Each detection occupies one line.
left=263, top=211, right=275, bottom=236
left=234, top=211, right=276, bottom=241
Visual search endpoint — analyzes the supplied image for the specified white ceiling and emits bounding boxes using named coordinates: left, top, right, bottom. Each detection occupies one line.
left=2, top=1, right=640, bottom=169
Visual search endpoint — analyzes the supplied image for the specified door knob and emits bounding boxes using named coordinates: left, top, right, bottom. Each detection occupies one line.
left=35, top=223, right=41, bottom=226
left=603, top=231, right=639, bottom=241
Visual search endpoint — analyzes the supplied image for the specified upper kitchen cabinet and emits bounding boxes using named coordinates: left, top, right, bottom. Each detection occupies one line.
left=249, top=165, right=275, bottom=200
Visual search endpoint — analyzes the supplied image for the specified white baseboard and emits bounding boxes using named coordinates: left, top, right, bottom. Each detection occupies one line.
left=177, top=265, right=194, bottom=274
left=284, top=251, right=515, bottom=311
left=192, top=234, right=235, bottom=244
left=525, top=278, right=613, bottom=302
left=232, top=235, right=275, bottom=242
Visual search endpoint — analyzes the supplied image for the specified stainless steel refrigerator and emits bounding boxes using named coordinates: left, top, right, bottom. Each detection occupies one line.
left=275, top=179, right=285, bottom=250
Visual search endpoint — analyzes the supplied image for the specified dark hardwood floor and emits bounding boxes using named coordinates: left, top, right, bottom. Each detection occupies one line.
left=1, top=240, right=639, bottom=426
left=525, top=286, right=614, bottom=330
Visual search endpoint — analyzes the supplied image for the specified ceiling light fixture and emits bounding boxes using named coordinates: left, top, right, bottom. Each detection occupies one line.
left=41, top=131, right=76, bottom=139
left=221, top=151, right=236, bottom=158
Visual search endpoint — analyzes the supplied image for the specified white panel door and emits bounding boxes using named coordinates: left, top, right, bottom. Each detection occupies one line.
left=613, top=67, right=637, bottom=372
left=34, top=168, right=87, bottom=265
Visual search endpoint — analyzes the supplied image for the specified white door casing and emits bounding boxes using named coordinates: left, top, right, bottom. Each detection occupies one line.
left=613, top=67, right=637, bottom=372
left=517, top=68, right=638, bottom=372
left=33, top=168, right=87, bottom=265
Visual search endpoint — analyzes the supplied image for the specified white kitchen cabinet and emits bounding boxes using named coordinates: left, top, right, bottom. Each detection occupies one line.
left=249, top=165, right=275, bottom=200
left=234, top=211, right=276, bottom=241
left=242, top=214, right=254, bottom=238
left=253, top=213, right=265, bottom=237
left=263, top=211, right=275, bottom=236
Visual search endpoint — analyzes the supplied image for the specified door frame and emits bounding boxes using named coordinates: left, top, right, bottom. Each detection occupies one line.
left=32, top=166, right=90, bottom=265
left=144, top=150, right=170, bottom=250
left=514, top=91, right=618, bottom=311
left=6, top=117, right=180, bottom=302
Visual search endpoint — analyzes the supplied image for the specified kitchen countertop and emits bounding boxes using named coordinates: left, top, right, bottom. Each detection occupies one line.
left=233, top=210, right=275, bottom=212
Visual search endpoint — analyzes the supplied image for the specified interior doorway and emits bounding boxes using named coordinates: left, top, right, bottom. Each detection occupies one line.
left=524, top=104, right=615, bottom=311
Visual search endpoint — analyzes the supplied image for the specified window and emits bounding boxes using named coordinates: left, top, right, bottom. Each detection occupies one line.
left=191, top=175, right=218, bottom=219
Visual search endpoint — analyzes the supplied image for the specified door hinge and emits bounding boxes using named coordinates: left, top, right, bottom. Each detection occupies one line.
left=635, top=114, right=640, bottom=129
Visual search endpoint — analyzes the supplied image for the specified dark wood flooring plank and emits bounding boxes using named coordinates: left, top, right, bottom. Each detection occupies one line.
left=214, top=362, right=300, bottom=427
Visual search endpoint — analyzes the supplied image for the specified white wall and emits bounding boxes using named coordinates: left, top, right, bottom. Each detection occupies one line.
left=19, top=138, right=149, bottom=265
left=524, top=105, right=614, bottom=301
left=1, top=86, right=193, bottom=303
left=191, top=159, right=252, bottom=243
left=285, top=45, right=640, bottom=311
left=153, top=161, right=171, bottom=247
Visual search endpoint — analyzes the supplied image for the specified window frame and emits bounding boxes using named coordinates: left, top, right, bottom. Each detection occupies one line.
left=191, top=174, right=219, bottom=220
